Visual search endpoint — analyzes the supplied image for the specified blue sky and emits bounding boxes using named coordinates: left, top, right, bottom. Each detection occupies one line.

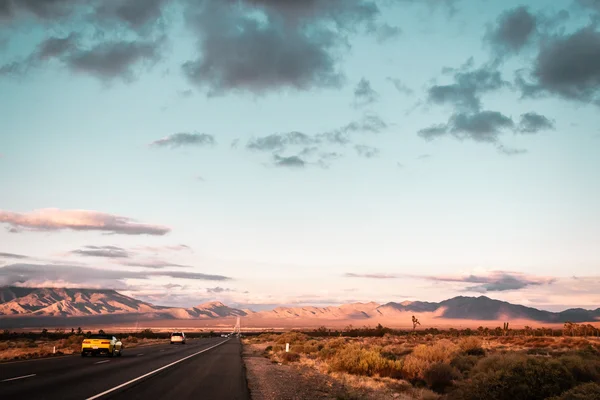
left=1, top=0, right=599, bottom=311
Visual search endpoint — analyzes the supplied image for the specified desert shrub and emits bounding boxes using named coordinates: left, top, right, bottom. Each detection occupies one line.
left=126, top=336, right=139, bottom=343
left=450, top=354, right=479, bottom=377
left=272, top=344, right=284, bottom=353
left=328, top=343, right=402, bottom=378
left=402, top=340, right=458, bottom=381
left=559, top=355, right=600, bottom=383
left=458, top=337, right=485, bottom=356
left=547, top=382, right=600, bottom=400
left=280, top=351, right=300, bottom=363
left=424, top=363, right=461, bottom=393
left=0, top=342, right=9, bottom=351
left=275, top=332, right=308, bottom=345
left=449, top=355, right=576, bottom=400
left=290, top=344, right=305, bottom=353
left=302, top=340, right=322, bottom=354
left=264, top=345, right=273, bottom=352
left=318, top=338, right=347, bottom=360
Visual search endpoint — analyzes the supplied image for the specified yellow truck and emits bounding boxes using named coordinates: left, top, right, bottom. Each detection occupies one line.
left=81, top=334, right=123, bottom=357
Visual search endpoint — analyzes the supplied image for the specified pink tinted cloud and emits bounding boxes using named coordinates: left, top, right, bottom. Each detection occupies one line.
left=0, top=208, right=170, bottom=235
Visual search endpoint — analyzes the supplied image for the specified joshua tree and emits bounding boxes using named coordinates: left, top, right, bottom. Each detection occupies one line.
left=412, top=315, right=421, bottom=331
left=503, top=322, right=510, bottom=336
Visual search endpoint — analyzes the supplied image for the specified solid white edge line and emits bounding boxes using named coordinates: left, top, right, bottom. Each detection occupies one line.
left=85, top=339, right=230, bottom=400
left=94, top=360, right=111, bottom=365
left=1, top=373, right=37, bottom=382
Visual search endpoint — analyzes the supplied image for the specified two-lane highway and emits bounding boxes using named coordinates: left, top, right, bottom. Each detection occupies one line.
left=0, top=337, right=249, bottom=400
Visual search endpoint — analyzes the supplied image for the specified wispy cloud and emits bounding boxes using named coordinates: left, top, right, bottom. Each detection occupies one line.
left=354, top=144, right=380, bottom=158
left=120, top=259, right=192, bottom=269
left=150, top=132, right=216, bottom=148
left=0, top=263, right=231, bottom=287
left=71, top=245, right=131, bottom=258
left=0, top=252, right=29, bottom=260
left=344, top=273, right=399, bottom=279
left=353, top=78, right=379, bottom=108
left=0, top=208, right=170, bottom=236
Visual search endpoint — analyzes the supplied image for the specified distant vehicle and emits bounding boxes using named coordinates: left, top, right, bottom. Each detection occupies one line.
left=221, top=334, right=229, bottom=338
left=170, top=332, right=186, bottom=344
left=81, top=334, right=122, bottom=357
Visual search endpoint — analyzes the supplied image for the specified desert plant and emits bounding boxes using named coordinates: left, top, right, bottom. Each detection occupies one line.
left=424, top=363, right=461, bottom=393
left=328, top=343, right=402, bottom=378
left=449, top=355, right=575, bottom=400
left=402, top=340, right=458, bottom=381
left=457, top=337, right=485, bottom=356
left=547, top=382, right=600, bottom=400
left=280, top=351, right=300, bottom=363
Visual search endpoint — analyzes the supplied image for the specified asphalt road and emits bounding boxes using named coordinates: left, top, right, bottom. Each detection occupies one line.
left=0, top=337, right=249, bottom=400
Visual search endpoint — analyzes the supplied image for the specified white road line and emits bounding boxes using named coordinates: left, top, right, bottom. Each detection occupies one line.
left=1, top=374, right=37, bottom=382
left=94, top=360, right=111, bottom=365
left=85, top=339, right=229, bottom=400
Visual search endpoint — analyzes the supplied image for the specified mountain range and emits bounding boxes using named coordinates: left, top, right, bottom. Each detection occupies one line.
left=1, top=287, right=599, bottom=329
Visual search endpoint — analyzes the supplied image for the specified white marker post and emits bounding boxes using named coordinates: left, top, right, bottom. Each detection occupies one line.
left=53, top=346, right=56, bottom=354
left=285, top=343, right=289, bottom=353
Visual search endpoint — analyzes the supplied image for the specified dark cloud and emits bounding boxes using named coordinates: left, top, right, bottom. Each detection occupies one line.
left=1, top=35, right=163, bottom=82
left=0, top=263, right=231, bottom=287
left=419, top=110, right=514, bottom=143
left=518, top=27, right=600, bottom=105
left=387, top=77, right=413, bottom=95
left=71, top=245, right=130, bottom=259
left=427, top=271, right=555, bottom=293
left=66, top=39, right=162, bottom=81
left=518, top=112, right=555, bottom=133
left=0, top=208, right=170, bottom=236
left=354, top=144, right=380, bottom=158
left=485, top=6, right=537, bottom=55
left=150, top=132, right=216, bottom=148
left=92, top=0, right=170, bottom=31
left=0, top=0, right=79, bottom=20
left=427, top=61, right=508, bottom=112
left=0, top=252, right=28, bottom=259
left=273, top=154, right=306, bottom=168
left=353, top=78, right=379, bottom=107
left=181, top=0, right=379, bottom=95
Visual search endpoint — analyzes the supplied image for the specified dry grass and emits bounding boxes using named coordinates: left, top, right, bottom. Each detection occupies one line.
left=245, top=333, right=600, bottom=399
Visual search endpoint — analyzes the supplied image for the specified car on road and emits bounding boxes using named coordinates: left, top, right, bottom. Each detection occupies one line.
left=170, top=331, right=186, bottom=344
left=81, top=334, right=123, bottom=357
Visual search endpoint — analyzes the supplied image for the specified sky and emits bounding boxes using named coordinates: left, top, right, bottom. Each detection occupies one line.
left=0, top=0, right=599, bottom=312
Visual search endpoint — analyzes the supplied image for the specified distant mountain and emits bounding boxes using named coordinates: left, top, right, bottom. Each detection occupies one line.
left=1, top=287, right=598, bottom=328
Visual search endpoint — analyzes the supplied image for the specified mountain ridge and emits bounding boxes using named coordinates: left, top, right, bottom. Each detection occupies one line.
left=1, top=287, right=598, bottom=325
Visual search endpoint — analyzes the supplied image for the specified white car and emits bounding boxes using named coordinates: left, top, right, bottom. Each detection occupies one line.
left=170, top=332, right=186, bottom=344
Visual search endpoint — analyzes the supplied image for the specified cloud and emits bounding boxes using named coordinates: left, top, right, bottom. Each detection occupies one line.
left=71, top=245, right=131, bottom=258
left=367, top=22, right=402, bottom=43
left=181, top=0, right=379, bottom=95
left=387, top=77, right=413, bottom=95
left=273, top=154, right=306, bottom=168
left=245, top=114, right=388, bottom=166
left=247, top=131, right=316, bottom=152
left=344, top=272, right=398, bottom=279
left=0, top=263, right=231, bottom=287
left=92, top=0, right=170, bottom=31
left=0, top=208, right=170, bottom=236
left=419, top=110, right=514, bottom=143
left=0, top=0, right=80, bottom=21
left=134, top=244, right=191, bottom=253
left=354, top=144, right=380, bottom=158
left=0, top=252, right=29, bottom=259
left=150, top=132, right=217, bottom=148
left=353, top=78, right=379, bottom=107
left=517, top=112, right=555, bottom=133
left=517, top=27, right=600, bottom=105
left=427, top=61, right=508, bottom=112
left=427, top=271, right=555, bottom=293
left=120, top=259, right=191, bottom=269
left=207, top=286, right=233, bottom=293
left=485, top=6, right=537, bottom=56
left=1, top=35, right=163, bottom=82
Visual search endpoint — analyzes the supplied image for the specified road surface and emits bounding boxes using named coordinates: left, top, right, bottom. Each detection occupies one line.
left=0, top=337, right=249, bottom=400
